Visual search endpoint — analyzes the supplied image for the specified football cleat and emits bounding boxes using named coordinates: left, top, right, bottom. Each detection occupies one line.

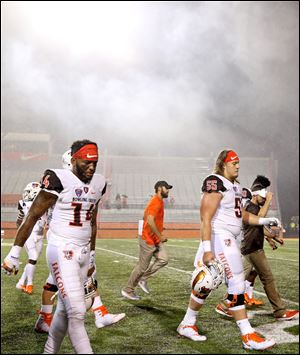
left=242, top=332, right=275, bottom=350
left=244, top=293, right=264, bottom=306
left=24, top=285, right=33, bottom=295
left=275, top=310, right=299, bottom=321
left=177, top=323, right=207, bottom=341
left=138, top=280, right=150, bottom=294
left=94, top=305, right=126, bottom=328
left=34, top=311, right=53, bottom=334
left=121, top=289, right=141, bottom=301
left=16, top=281, right=26, bottom=291
left=215, top=303, right=233, bottom=318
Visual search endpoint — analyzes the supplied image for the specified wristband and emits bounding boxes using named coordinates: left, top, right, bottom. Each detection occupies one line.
left=258, top=218, right=269, bottom=226
left=202, top=240, right=212, bottom=252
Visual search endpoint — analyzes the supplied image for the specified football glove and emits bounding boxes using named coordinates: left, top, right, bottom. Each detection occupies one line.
left=1, top=246, right=22, bottom=275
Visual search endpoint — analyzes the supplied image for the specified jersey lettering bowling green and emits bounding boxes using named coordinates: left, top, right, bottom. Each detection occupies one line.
left=41, top=169, right=106, bottom=246
left=201, top=174, right=243, bottom=236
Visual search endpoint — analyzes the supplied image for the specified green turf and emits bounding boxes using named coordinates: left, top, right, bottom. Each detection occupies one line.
left=1, top=238, right=299, bottom=354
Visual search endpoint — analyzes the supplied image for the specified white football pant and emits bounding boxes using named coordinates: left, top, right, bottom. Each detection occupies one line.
left=43, top=242, right=93, bottom=354
left=194, top=230, right=245, bottom=295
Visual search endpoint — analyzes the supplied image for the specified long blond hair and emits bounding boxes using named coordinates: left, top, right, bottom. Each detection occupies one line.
left=213, top=149, right=239, bottom=182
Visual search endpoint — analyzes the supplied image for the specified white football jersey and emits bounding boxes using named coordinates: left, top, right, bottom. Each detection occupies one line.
left=41, top=169, right=106, bottom=246
left=201, top=174, right=243, bottom=236
left=18, top=200, right=47, bottom=236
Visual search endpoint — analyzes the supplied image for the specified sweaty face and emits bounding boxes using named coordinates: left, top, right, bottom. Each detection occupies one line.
left=224, top=161, right=239, bottom=181
left=73, top=159, right=98, bottom=183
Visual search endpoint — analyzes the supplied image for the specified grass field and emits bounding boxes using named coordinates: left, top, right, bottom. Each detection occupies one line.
left=1, top=238, right=299, bottom=354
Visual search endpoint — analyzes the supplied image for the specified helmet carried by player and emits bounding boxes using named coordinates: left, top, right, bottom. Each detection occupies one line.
left=22, top=182, right=41, bottom=202
left=84, top=276, right=98, bottom=310
left=191, top=260, right=224, bottom=296
left=62, top=149, right=72, bottom=170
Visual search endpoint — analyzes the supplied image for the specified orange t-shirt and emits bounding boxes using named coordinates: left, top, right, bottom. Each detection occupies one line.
left=142, top=195, right=164, bottom=246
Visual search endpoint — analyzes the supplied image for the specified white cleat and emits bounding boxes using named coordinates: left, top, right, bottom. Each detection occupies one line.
left=242, top=332, right=275, bottom=350
left=16, top=281, right=26, bottom=291
left=177, top=323, right=207, bottom=341
left=138, top=280, right=150, bottom=294
left=95, top=312, right=126, bottom=329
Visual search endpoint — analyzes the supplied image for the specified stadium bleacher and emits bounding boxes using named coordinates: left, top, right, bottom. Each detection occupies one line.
left=1, top=154, right=280, bottom=223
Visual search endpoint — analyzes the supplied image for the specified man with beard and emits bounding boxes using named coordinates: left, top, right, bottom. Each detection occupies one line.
left=241, top=175, right=298, bottom=321
left=121, top=181, right=172, bottom=300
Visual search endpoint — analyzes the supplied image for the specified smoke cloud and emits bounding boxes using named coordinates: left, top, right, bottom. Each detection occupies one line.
left=1, top=1, right=299, bottom=220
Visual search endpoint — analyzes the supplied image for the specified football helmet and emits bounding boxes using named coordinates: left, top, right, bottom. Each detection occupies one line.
left=22, top=182, right=41, bottom=202
left=191, top=260, right=224, bottom=295
left=62, top=149, right=72, bottom=170
left=84, top=276, right=98, bottom=310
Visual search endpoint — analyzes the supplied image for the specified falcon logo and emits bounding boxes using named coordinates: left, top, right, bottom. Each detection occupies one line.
left=224, top=239, right=231, bottom=247
left=63, top=250, right=74, bottom=260
left=75, top=188, right=82, bottom=197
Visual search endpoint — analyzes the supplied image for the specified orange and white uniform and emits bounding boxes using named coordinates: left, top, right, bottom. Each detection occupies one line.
left=41, top=168, right=106, bottom=354
left=194, top=174, right=245, bottom=295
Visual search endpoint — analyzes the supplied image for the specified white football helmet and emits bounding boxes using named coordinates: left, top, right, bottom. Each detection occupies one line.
left=62, top=149, right=72, bottom=170
left=191, top=260, right=224, bottom=295
left=22, top=182, right=41, bottom=202
left=84, top=276, right=98, bottom=310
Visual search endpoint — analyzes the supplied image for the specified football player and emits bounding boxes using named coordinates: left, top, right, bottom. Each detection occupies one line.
left=15, top=182, right=47, bottom=295
left=177, top=150, right=280, bottom=350
left=35, top=149, right=125, bottom=334
left=1, top=140, right=121, bottom=354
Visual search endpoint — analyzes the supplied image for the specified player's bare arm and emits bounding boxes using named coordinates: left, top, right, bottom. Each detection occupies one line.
left=200, top=192, right=222, bottom=265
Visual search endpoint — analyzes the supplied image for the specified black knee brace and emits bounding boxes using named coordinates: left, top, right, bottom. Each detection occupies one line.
left=227, top=293, right=245, bottom=308
left=28, top=259, right=37, bottom=265
left=43, top=283, right=58, bottom=292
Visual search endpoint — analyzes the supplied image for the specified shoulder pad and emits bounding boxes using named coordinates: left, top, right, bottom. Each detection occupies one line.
left=202, top=175, right=226, bottom=193
left=41, top=169, right=64, bottom=194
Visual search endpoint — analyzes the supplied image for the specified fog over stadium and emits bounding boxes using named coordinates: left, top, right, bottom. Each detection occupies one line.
left=1, top=1, right=299, bottom=220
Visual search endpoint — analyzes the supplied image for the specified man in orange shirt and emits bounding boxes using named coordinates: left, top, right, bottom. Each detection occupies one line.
left=121, top=181, right=172, bottom=300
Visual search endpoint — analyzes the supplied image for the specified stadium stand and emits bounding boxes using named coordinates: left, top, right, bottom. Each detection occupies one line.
left=1, top=153, right=280, bottom=224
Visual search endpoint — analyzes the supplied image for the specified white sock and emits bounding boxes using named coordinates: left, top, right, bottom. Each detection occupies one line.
left=248, top=286, right=254, bottom=299
left=18, top=270, right=26, bottom=285
left=92, top=295, right=103, bottom=311
left=236, top=318, right=254, bottom=335
left=25, top=263, right=36, bottom=285
left=182, top=307, right=199, bottom=326
left=245, top=280, right=251, bottom=295
left=41, top=305, right=53, bottom=314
